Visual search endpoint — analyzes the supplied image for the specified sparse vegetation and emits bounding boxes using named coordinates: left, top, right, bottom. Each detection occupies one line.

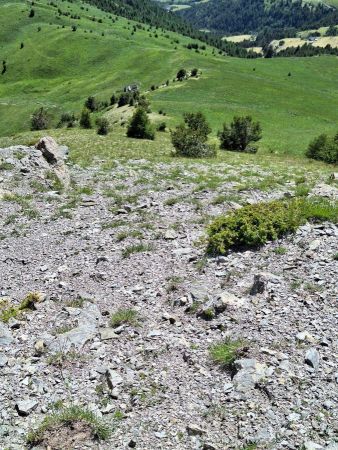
left=110, top=308, right=139, bottom=327
left=122, top=242, right=153, bottom=258
left=0, top=292, right=43, bottom=323
left=209, top=338, right=245, bottom=368
left=26, top=405, right=110, bottom=446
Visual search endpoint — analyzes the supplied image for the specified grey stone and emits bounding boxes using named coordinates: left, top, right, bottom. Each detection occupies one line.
left=305, top=348, right=320, bottom=370
left=49, top=303, right=100, bottom=351
left=223, top=383, right=233, bottom=393
left=0, top=323, right=13, bottom=346
left=15, top=400, right=38, bottom=416
left=186, top=424, right=206, bottom=436
left=0, top=353, right=8, bottom=367
left=296, top=331, right=315, bottom=343
left=250, top=272, right=281, bottom=295
left=164, top=229, right=177, bottom=240
left=154, top=431, right=167, bottom=438
left=105, top=369, right=123, bottom=389
left=303, top=442, right=324, bottom=450
left=233, top=359, right=268, bottom=392
left=100, top=328, right=118, bottom=340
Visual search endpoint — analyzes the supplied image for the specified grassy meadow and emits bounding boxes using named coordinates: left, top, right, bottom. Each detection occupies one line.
left=0, top=0, right=337, bottom=158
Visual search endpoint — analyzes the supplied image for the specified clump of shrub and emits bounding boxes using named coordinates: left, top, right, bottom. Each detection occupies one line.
left=306, top=132, right=338, bottom=164
left=31, top=107, right=50, bottom=131
left=127, top=108, right=154, bottom=140
left=207, top=197, right=337, bottom=255
left=218, top=116, right=262, bottom=153
left=80, top=108, right=92, bottom=129
left=96, top=117, right=109, bottom=135
left=57, top=112, right=76, bottom=128
left=171, top=112, right=216, bottom=158
left=157, top=121, right=166, bottom=132
left=176, top=68, right=187, bottom=81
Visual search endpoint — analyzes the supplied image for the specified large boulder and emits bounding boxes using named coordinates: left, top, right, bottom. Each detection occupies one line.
left=35, top=136, right=68, bottom=165
left=35, top=136, right=70, bottom=188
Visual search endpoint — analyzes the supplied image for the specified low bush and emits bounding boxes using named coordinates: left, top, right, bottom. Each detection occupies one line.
left=31, top=107, right=50, bottom=131
left=96, top=118, right=109, bottom=135
left=157, top=121, right=166, bottom=132
left=306, top=132, right=338, bottom=164
left=57, top=112, right=76, bottom=128
left=218, top=116, right=262, bottom=153
left=171, top=112, right=216, bottom=158
left=171, top=129, right=216, bottom=158
left=79, top=108, right=92, bottom=129
left=1, top=292, right=43, bottom=323
left=207, top=197, right=337, bottom=254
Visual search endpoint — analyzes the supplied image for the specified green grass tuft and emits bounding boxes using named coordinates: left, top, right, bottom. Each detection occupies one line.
left=26, top=405, right=110, bottom=446
left=209, top=338, right=245, bottom=368
left=122, top=242, right=153, bottom=258
left=110, top=308, right=139, bottom=328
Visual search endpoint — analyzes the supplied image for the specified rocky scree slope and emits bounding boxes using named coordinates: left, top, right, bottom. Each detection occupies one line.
left=0, top=138, right=337, bottom=449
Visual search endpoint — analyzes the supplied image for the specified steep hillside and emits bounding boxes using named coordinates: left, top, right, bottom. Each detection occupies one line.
left=0, top=0, right=337, bottom=156
left=178, top=0, right=338, bottom=34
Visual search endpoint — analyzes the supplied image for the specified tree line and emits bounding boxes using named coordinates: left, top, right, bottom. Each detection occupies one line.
left=179, top=0, right=338, bottom=36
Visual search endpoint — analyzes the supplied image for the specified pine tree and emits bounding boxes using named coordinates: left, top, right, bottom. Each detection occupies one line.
left=127, top=108, right=154, bottom=140
left=80, top=108, right=92, bottom=129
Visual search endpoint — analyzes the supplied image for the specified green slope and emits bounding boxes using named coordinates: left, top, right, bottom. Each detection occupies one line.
left=0, top=0, right=337, bottom=157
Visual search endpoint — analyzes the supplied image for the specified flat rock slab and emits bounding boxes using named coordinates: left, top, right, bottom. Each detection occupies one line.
left=0, top=323, right=13, bottom=346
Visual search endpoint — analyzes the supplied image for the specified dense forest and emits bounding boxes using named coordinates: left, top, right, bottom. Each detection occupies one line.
left=85, top=0, right=254, bottom=56
left=179, top=0, right=338, bottom=35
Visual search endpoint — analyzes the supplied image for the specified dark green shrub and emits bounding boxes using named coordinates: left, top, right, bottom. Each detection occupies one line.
left=85, top=96, right=98, bottom=112
left=218, top=116, right=262, bottom=153
left=157, top=121, right=166, bottom=132
left=325, top=25, right=338, bottom=36
left=79, top=108, right=92, bottom=129
left=57, top=112, right=76, bottom=128
left=127, top=108, right=155, bottom=140
left=31, top=107, right=50, bottom=131
left=171, top=112, right=215, bottom=158
left=306, top=132, right=338, bottom=164
left=207, top=197, right=337, bottom=254
left=191, top=68, right=198, bottom=77
left=96, top=117, right=109, bottom=135
left=137, top=96, right=150, bottom=112
left=171, top=126, right=216, bottom=158
left=177, top=68, right=187, bottom=81
left=183, top=112, right=211, bottom=141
